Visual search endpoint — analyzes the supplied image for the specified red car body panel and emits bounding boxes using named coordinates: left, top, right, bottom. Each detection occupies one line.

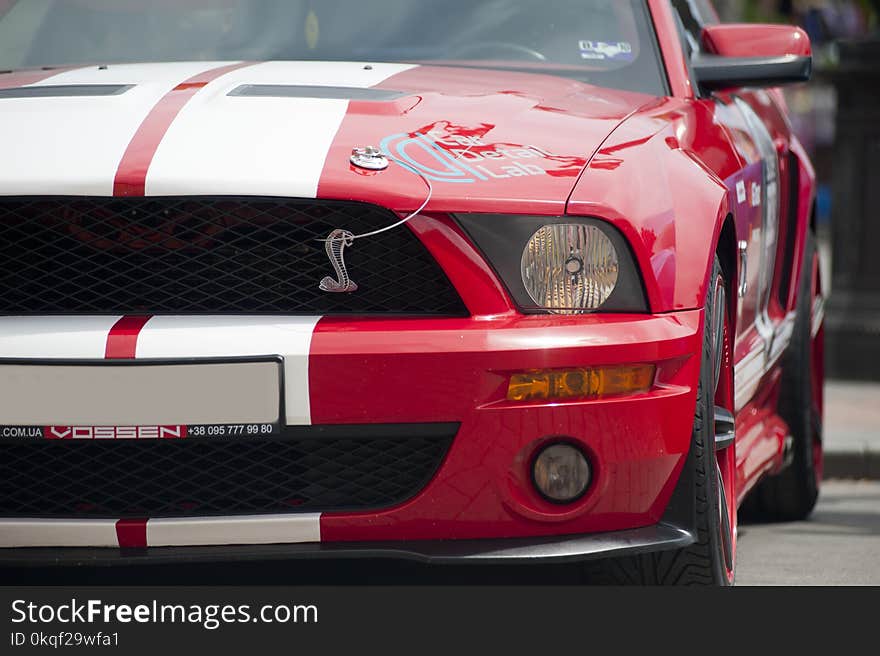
left=567, top=96, right=735, bottom=313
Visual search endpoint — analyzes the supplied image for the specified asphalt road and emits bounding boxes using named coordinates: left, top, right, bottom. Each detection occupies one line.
left=736, top=480, right=880, bottom=585
left=3, top=480, right=877, bottom=586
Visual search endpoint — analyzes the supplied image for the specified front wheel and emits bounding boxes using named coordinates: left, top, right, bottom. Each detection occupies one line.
left=584, top=255, right=736, bottom=585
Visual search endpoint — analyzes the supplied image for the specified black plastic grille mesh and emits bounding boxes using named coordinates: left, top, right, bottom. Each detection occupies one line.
left=0, top=430, right=456, bottom=518
left=0, top=197, right=467, bottom=316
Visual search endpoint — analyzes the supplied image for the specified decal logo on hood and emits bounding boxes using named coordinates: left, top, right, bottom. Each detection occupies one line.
left=379, top=127, right=552, bottom=184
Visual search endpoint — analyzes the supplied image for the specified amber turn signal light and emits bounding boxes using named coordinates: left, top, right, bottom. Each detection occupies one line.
left=507, top=364, right=656, bottom=402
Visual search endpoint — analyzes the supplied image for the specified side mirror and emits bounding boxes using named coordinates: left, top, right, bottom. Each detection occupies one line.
left=692, top=24, right=812, bottom=92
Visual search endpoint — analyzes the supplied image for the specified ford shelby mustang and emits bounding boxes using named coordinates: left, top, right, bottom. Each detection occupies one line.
left=0, top=0, right=823, bottom=585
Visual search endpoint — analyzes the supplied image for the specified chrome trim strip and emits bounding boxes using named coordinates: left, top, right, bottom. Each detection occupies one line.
left=734, top=344, right=764, bottom=410
left=733, top=311, right=796, bottom=411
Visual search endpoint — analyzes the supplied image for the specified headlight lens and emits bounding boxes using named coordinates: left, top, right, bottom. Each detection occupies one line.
left=521, top=224, right=619, bottom=313
left=454, top=215, right=647, bottom=314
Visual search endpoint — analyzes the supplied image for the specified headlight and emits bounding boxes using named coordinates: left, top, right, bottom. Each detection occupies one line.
left=456, top=215, right=647, bottom=314
left=521, top=224, right=619, bottom=313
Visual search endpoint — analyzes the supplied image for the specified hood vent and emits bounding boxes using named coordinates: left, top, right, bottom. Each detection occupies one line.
left=228, top=84, right=406, bottom=101
left=0, top=84, right=133, bottom=99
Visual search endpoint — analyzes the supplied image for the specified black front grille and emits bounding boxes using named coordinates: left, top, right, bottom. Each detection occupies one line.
left=0, top=197, right=467, bottom=316
left=0, top=425, right=457, bottom=518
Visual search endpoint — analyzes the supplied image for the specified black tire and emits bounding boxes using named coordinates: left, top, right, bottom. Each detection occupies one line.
left=583, top=256, right=734, bottom=585
left=748, top=232, right=822, bottom=521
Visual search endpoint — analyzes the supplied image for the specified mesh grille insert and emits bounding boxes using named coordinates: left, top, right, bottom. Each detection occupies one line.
left=0, top=197, right=467, bottom=316
left=0, top=426, right=457, bottom=518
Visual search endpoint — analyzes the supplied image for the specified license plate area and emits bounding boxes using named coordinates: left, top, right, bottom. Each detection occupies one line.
left=0, top=358, right=283, bottom=439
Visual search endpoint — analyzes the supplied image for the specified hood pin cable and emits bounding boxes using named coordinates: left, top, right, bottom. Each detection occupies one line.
left=317, top=145, right=437, bottom=293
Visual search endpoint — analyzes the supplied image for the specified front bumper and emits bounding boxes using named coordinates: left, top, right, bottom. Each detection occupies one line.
left=0, top=308, right=704, bottom=552
left=313, top=310, right=704, bottom=543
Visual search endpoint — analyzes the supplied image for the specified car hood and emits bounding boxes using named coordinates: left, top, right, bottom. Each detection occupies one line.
left=0, top=61, right=655, bottom=213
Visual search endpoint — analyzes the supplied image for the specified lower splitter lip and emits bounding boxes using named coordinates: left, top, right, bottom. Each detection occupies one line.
left=0, top=522, right=694, bottom=568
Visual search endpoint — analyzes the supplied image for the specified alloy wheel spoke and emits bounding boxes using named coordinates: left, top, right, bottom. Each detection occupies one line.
left=712, top=285, right=726, bottom=396
left=716, top=461, right=733, bottom=573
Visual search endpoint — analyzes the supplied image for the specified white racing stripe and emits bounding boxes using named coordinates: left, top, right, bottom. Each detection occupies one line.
left=0, top=316, right=121, bottom=358
left=147, top=514, right=322, bottom=547
left=0, top=519, right=118, bottom=548
left=134, top=315, right=322, bottom=426
left=0, top=515, right=321, bottom=548
left=145, top=61, right=416, bottom=197
left=0, top=316, right=321, bottom=425
left=0, top=62, right=237, bottom=196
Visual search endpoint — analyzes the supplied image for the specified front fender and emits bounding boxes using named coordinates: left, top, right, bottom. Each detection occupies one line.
left=567, top=98, right=740, bottom=314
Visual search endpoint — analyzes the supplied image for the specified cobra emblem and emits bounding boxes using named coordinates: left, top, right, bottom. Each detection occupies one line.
left=319, top=229, right=358, bottom=293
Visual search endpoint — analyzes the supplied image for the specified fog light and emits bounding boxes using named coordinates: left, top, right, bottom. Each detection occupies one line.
left=532, top=443, right=591, bottom=503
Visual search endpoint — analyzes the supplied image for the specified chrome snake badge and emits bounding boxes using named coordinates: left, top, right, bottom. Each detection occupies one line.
left=319, top=229, right=358, bottom=293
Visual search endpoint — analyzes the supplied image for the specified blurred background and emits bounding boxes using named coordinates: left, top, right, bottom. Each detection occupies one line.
left=715, top=0, right=880, bottom=383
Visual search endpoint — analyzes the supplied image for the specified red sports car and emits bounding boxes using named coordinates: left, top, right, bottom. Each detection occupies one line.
left=0, top=0, right=822, bottom=585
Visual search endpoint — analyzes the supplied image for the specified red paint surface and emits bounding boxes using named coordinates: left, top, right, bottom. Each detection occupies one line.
left=567, top=97, right=736, bottom=313
left=105, top=315, right=152, bottom=359
left=115, top=518, right=148, bottom=548
left=647, top=0, right=694, bottom=98
left=0, top=67, right=70, bottom=90
left=407, top=214, right=515, bottom=317
left=112, top=62, right=251, bottom=197
left=702, top=24, right=812, bottom=58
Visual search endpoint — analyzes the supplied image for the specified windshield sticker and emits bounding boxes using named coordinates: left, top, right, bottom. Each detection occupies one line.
left=578, top=40, right=634, bottom=62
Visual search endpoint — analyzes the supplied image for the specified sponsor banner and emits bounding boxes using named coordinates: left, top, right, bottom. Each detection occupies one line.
left=0, top=424, right=280, bottom=440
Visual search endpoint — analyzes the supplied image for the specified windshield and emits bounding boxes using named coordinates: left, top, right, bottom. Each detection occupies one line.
left=0, top=0, right=666, bottom=95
